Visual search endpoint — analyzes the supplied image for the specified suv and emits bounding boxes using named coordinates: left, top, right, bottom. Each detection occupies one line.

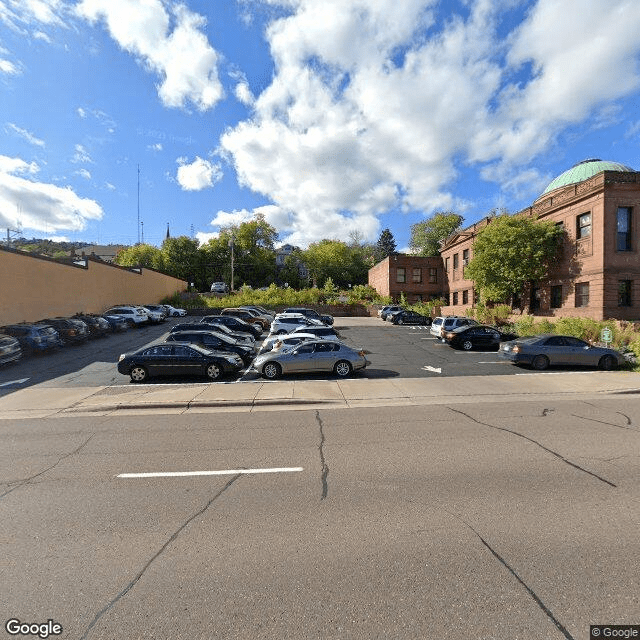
left=269, top=313, right=325, bottom=335
left=210, top=282, right=229, bottom=294
left=430, top=316, right=478, bottom=340
left=104, top=306, right=149, bottom=327
left=1, top=323, right=63, bottom=353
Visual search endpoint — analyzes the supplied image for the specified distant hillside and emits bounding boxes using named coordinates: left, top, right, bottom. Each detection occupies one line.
left=8, top=239, right=125, bottom=260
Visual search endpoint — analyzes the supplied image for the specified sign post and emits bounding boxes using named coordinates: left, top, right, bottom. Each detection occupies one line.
left=601, top=327, right=613, bottom=346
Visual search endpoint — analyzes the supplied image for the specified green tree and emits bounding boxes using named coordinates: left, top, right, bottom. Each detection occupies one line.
left=115, top=244, right=165, bottom=271
left=464, top=213, right=564, bottom=305
left=301, top=239, right=367, bottom=288
left=374, top=228, right=397, bottom=262
left=161, top=236, right=201, bottom=285
left=410, top=212, right=464, bottom=256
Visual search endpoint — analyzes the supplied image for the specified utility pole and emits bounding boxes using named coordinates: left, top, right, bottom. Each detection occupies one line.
left=137, top=164, right=140, bottom=244
left=229, top=235, right=235, bottom=292
left=140, top=221, right=144, bottom=244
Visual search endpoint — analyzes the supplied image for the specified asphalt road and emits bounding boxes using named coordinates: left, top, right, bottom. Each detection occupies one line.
left=0, top=317, right=570, bottom=394
left=1, top=399, right=639, bottom=639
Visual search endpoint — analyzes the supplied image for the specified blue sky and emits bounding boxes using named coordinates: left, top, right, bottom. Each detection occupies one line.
left=1, top=0, right=640, bottom=252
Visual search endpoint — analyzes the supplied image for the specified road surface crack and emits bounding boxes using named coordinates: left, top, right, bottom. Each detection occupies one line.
left=448, top=512, right=576, bottom=640
left=316, top=410, right=329, bottom=500
left=80, top=473, right=242, bottom=640
left=448, top=407, right=617, bottom=488
left=0, top=433, right=96, bottom=501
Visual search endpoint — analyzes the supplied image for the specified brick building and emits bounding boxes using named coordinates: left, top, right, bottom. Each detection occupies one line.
left=369, top=159, right=640, bottom=321
left=368, top=254, right=444, bottom=303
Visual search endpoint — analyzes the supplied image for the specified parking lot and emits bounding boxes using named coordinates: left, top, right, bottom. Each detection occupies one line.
left=0, top=315, right=577, bottom=396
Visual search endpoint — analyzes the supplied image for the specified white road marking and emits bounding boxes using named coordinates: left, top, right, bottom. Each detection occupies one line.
left=421, top=365, right=442, bottom=373
left=0, top=377, right=29, bottom=388
left=117, top=467, right=304, bottom=478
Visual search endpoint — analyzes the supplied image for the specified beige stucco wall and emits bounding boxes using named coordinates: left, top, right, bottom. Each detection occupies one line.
left=0, top=248, right=187, bottom=326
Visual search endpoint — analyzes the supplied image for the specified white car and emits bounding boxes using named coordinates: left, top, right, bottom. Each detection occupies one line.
left=259, top=331, right=340, bottom=354
left=163, top=304, right=187, bottom=317
left=210, top=282, right=229, bottom=294
left=269, top=313, right=325, bottom=335
left=140, top=306, right=165, bottom=323
left=430, top=316, right=478, bottom=339
left=104, top=306, right=149, bottom=326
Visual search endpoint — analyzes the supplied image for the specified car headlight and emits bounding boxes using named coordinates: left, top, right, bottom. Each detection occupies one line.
left=118, top=354, right=126, bottom=361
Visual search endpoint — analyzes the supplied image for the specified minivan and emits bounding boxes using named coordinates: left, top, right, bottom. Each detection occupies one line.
left=430, top=316, right=478, bottom=340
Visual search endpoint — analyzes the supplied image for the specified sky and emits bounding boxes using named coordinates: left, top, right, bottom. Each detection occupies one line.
left=1, top=0, right=640, bottom=253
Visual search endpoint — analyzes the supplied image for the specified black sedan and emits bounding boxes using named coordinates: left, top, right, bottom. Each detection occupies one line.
left=170, top=322, right=255, bottom=345
left=200, top=315, right=263, bottom=339
left=391, top=310, right=432, bottom=326
left=499, top=334, right=623, bottom=370
left=444, top=325, right=518, bottom=350
left=117, top=343, right=244, bottom=382
left=165, top=330, right=255, bottom=365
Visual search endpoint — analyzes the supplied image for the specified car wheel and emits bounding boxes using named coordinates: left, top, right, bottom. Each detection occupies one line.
left=531, top=355, right=549, bottom=371
left=277, top=330, right=287, bottom=335
left=206, top=362, right=222, bottom=380
left=126, top=319, right=136, bottom=328
left=129, top=365, right=148, bottom=383
left=334, top=360, right=353, bottom=378
left=397, top=318, right=404, bottom=325
left=598, top=355, right=617, bottom=371
left=262, top=362, right=282, bottom=380
left=462, top=340, right=473, bottom=351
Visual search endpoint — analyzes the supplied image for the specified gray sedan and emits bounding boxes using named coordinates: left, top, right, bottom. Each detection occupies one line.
left=252, top=340, right=369, bottom=380
left=499, top=334, right=623, bottom=370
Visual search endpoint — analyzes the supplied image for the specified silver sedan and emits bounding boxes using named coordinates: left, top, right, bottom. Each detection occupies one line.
left=499, top=334, right=624, bottom=370
left=252, top=340, right=369, bottom=379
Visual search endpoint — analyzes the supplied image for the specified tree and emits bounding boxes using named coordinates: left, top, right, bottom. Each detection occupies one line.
left=114, top=244, right=165, bottom=271
left=464, top=213, right=564, bottom=305
left=410, top=212, right=464, bottom=256
left=374, top=228, right=397, bottom=262
left=161, top=236, right=201, bottom=285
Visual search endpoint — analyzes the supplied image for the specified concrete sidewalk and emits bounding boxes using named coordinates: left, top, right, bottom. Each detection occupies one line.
left=1, top=371, right=639, bottom=419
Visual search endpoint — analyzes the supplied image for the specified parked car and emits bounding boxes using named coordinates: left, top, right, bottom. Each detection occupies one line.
left=0, top=333, right=22, bottom=365
left=104, top=306, right=149, bottom=326
left=269, top=313, right=325, bottom=335
left=102, top=314, right=129, bottom=332
left=162, top=304, right=187, bottom=317
left=260, top=331, right=340, bottom=353
left=210, top=281, right=229, bottom=294
left=220, top=308, right=267, bottom=331
left=1, top=323, right=63, bottom=353
left=165, top=330, right=255, bottom=365
left=239, top=305, right=275, bottom=322
left=40, top=317, right=89, bottom=344
left=379, top=305, right=404, bottom=321
left=391, top=310, right=432, bottom=326
left=117, top=342, right=243, bottom=382
left=200, top=315, right=263, bottom=339
left=73, top=314, right=112, bottom=337
left=289, top=325, right=341, bottom=340
left=252, top=340, right=369, bottom=380
left=430, top=316, right=478, bottom=339
left=499, top=334, right=624, bottom=370
left=444, top=325, right=518, bottom=350
left=283, top=307, right=333, bottom=325
left=140, top=306, right=165, bottom=324
left=170, top=323, right=255, bottom=346
left=143, top=304, right=169, bottom=319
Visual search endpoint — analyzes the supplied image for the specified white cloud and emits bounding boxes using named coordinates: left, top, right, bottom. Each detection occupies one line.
left=71, top=144, right=92, bottom=164
left=75, top=168, right=91, bottom=180
left=220, top=0, right=640, bottom=245
left=176, top=156, right=222, bottom=191
left=148, top=143, right=163, bottom=152
left=0, top=58, right=20, bottom=74
left=76, top=0, right=224, bottom=111
left=6, top=122, right=45, bottom=147
left=0, top=154, right=103, bottom=232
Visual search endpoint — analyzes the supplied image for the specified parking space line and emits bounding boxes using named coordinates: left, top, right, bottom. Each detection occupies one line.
left=117, top=467, right=304, bottom=478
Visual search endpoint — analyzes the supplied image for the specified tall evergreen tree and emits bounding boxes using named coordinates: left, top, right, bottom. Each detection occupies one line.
left=374, top=228, right=397, bottom=262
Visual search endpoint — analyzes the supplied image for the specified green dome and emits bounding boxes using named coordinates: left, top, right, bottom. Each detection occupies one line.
left=541, top=159, right=635, bottom=196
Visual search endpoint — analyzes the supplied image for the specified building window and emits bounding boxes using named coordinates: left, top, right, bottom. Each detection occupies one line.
left=445, top=257, right=450, bottom=273
left=412, top=268, right=422, bottom=283
left=550, top=285, right=563, bottom=309
left=462, top=289, right=469, bottom=305
left=453, top=253, right=459, bottom=270
left=428, top=268, right=437, bottom=284
left=617, top=207, right=632, bottom=251
left=396, top=267, right=406, bottom=283
left=462, top=249, right=469, bottom=266
left=575, top=282, right=589, bottom=307
left=530, top=284, right=540, bottom=311
left=452, top=291, right=458, bottom=305
left=619, top=280, right=632, bottom=307
left=576, top=212, right=591, bottom=239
